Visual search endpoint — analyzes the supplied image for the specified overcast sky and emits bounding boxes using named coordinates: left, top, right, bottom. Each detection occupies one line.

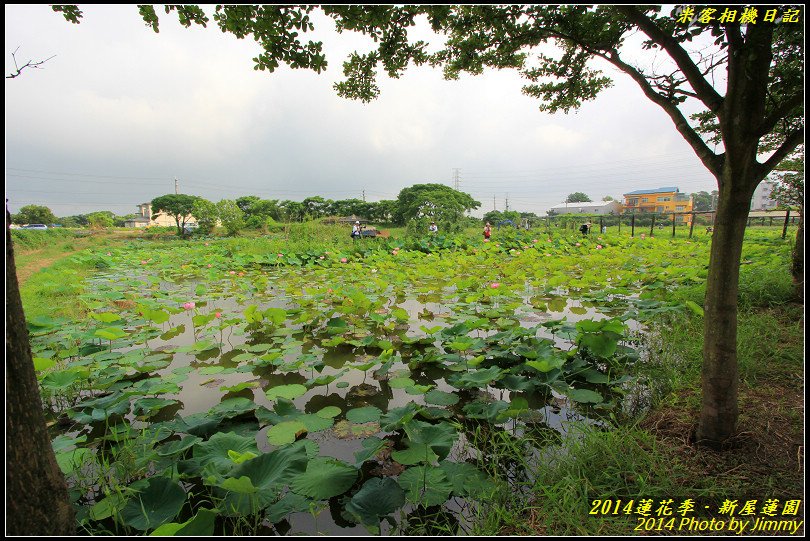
left=5, top=4, right=720, bottom=218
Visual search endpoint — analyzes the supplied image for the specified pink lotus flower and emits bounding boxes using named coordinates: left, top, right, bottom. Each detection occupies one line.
left=596, top=245, right=603, bottom=249
left=575, top=242, right=581, bottom=247
left=490, top=282, right=500, bottom=289
left=392, top=250, right=399, bottom=255
left=327, top=288, right=333, bottom=293
left=484, top=239, right=490, bottom=243
left=547, top=239, right=552, bottom=242
left=204, top=242, right=209, bottom=246
left=640, top=233, right=646, bottom=239
left=215, top=312, right=222, bottom=318
left=319, top=256, right=325, bottom=260
left=340, top=258, right=348, bottom=263
left=277, top=253, right=283, bottom=257
left=516, top=251, right=521, bottom=255
left=229, top=270, right=236, bottom=275
left=141, top=260, right=148, bottom=265
left=106, top=252, right=112, bottom=256
left=207, top=264, right=213, bottom=268
left=183, top=302, right=195, bottom=310
left=533, top=239, right=538, bottom=243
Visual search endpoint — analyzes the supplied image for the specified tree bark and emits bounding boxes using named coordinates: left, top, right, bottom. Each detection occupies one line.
left=792, top=208, right=804, bottom=300
left=6, top=207, right=75, bottom=534
left=695, top=170, right=757, bottom=447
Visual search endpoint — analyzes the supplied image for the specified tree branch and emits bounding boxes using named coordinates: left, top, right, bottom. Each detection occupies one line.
left=758, top=93, right=804, bottom=138
left=5, top=47, right=56, bottom=79
left=606, top=51, right=721, bottom=177
left=759, top=128, right=805, bottom=177
left=614, top=6, right=724, bottom=113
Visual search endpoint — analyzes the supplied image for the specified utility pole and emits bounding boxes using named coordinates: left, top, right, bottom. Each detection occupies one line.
left=493, top=195, right=496, bottom=210
left=505, top=193, right=509, bottom=212
left=452, top=168, right=461, bottom=190
left=362, top=189, right=366, bottom=202
left=174, top=176, right=179, bottom=194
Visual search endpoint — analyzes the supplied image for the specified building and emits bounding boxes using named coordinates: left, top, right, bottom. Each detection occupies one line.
left=547, top=200, right=623, bottom=215
left=124, top=203, right=197, bottom=228
left=622, top=187, right=693, bottom=221
left=751, top=181, right=778, bottom=210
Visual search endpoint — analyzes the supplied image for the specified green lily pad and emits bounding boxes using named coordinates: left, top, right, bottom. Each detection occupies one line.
left=120, top=476, right=187, bottom=531
left=346, top=406, right=382, bottom=424
left=398, top=466, right=453, bottom=507
left=424, top=390, right=459, bottom=406
left=265, top=384, right=308, bottom=401
left=290, top=457, right=358, bottom=500
left=344, top=478, right=406, bottom=531
left=267, top=420, right=307, bottom=446
left=316, top=406, right=341, bottom=419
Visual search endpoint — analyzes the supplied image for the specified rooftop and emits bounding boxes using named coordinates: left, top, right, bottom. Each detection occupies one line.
left=623, top=187, right=680, bottom=196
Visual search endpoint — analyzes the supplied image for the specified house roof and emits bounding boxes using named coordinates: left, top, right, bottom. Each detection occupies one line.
left=623, top=187, right=680, bottom=196
left=548, top=201, right=621, bottom=209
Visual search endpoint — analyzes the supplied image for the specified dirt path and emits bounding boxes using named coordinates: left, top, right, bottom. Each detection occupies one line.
left=15, top=248, right=68, bottom=286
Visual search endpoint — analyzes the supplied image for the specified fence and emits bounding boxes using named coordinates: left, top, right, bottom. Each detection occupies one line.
left=536, top=209, right=799, bottom=239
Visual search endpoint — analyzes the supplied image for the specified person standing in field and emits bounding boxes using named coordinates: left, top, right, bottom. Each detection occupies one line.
left=351, top=220, right=362, bottom=239
left=429, top=221, right=438, bottom=234
left=483, top=222, right=491, bottom=240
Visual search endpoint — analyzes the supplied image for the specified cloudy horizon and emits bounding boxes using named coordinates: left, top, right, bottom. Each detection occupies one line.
left=5, top=5, right=720, bottom=219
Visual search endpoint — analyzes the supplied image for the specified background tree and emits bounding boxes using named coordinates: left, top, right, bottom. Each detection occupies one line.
left=690, top=190, right=717, bottom=212
left=278, top=200, right=306, bottom=222
left=58, top=214, right=89, bottom=228
left=302, top=196, right=330, bottom=220
left=483, top=209, right=521, bottom=225
left=150, top=194, right=200, bottom=236
left=216, top=199, right=245, bottom=236
left=394, top=183, right=481, bottom=231
left=602, top=196, right=615, bottom=202
left=566, top=192, right=592, bottom=203
left=86, top=211, right=114, bottom=229
left=12, top=204, right=57, bottom=225
left=191, top=198, right=219, bottom=235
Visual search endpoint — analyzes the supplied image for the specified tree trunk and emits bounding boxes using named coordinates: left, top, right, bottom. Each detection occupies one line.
left=792, top=208, right=803, bottom=300
left=695, top=172, right=757, bottom=447
left=6, top=208, right=75, bottom=534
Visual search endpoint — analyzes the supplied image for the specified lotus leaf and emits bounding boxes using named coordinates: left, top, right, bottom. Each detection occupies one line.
left=344, top=477, right=406, bottom=532
left=398, top=466, right=454, bottom=507
left=290, top=457, right=358, bottom=500
left=120, top=476, right=186, bottom=531
left=265, top=384, right=308, bottom=401
left=267, top=420, right=307, bottom=446
left=345, top=406, right=382, bottom=424
left=148, top=507, right=218, bottom=536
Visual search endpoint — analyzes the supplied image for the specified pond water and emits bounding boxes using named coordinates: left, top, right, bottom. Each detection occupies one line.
left=43, top=264, right=651, bottom=535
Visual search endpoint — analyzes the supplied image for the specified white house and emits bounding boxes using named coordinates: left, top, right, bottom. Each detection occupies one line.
left=751, top=181, right=778, bottom=210
left=124, top=203, right=197, bottom=228
left=547, top=200, right=623, bottom=215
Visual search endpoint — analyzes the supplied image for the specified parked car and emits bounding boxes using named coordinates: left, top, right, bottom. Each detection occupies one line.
left=183, top=222, right=199, bottom=233
left=21, top=224, right=48, bottom=230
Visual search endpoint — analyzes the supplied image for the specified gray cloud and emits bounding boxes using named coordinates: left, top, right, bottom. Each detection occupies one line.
left=5, top=5, right=717, bottom=217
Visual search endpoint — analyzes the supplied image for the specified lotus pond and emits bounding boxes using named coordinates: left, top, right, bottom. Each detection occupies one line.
left=27, top=229, right=786, bottom=535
